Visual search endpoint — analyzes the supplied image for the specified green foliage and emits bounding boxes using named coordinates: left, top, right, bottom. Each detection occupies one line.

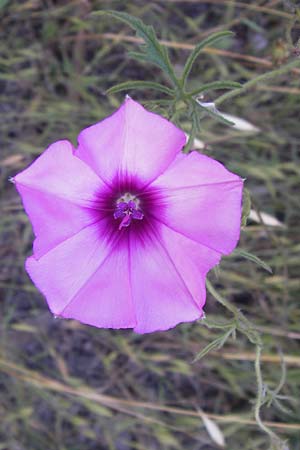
left=189, top=80, right=242, bottom=96
left=193, top=327, right=236, bottom=361
left=180, top=30, right=234, bottom=88
left=97, top=11, right=241, bottom=133
left=106, top=80, right=174, bottom=96
left=232, top=249, right=273, bottom=274
left=93, top=10, right=179, bottom=87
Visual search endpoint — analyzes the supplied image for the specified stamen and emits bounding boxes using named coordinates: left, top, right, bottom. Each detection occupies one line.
left=114, top=197, right=144, bottom=230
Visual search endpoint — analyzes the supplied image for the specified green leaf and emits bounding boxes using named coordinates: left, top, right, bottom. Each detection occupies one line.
left=106, top=80, right=174, bottom=96
left=189, top=81, right=242, bottom=96
left=181, top=31, right=234, bottom=88
left=127, top=51, right=150, bottom=63
left=193, top=327, right=235, bottom=362
left=93, top=10, right=179, bottom=87
left=232, top=249, right=273, bottom=274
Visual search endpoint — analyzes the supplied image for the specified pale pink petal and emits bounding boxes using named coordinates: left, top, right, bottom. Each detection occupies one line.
left=14, top=140, right=106, bottom=258
left=153, top=151, right=242, bottom=188
left=26, top=223, right=110, bottom=315
left=130, top=232, right=202, bottom=333
left=26, top=223, right=135, bottom=328
left=157, top=222, right=221, bottom=307
left=59, top=241, right=136, bottom=329
left=76, top=97, right=186, bottom=187
left=152, top=152, right=243, bottom=254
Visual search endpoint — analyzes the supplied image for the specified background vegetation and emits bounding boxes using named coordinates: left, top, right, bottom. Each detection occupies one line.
left=1, top=1, right=300, bottom=449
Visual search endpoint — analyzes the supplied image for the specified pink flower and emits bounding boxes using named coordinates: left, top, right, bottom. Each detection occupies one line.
left=14, top=97, right=243, bottom=333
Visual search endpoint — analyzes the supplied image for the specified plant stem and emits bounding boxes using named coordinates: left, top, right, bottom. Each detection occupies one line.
left=206, top=279, right=238, bottom=315
left=254, top=345, right=286, bottom=449
left=206, top=279, right=262, bottom=345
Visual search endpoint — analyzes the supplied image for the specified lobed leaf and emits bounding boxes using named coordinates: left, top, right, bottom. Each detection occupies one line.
left=93, top=11, right=179, bottom=87
left=181, top=31, right=234, bottom=88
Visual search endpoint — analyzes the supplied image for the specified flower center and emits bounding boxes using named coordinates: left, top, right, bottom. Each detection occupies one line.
left=113, top=193, right=144, bottom=230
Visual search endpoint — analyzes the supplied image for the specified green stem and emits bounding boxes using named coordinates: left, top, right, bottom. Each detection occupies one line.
left=254, top=345, right=284, bottom=449
left=215, top=58, right=300, bottom=106
left=206, top=279, right=239, bottom=316
left=206, top=279, right=262, bottom=346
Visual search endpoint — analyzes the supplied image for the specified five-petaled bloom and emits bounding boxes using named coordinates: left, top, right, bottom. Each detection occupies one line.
left=14, top=97, right=243, bottom=333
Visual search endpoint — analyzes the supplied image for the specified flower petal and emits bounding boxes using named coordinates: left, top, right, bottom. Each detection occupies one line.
left=14, top=140, right=106, bottom=258
left=60, top=241, right=136, bottom=329
left=152, top=152, right=243, bottom=254
left=76, top=97, right=186, bottom=187
left=26, top=223, right=136, bottom=328
left=26, top=223, right=110, bottom=314
left=157, top=222, right=221, bottom=306
left=153, top=150, right=242, bottom=189
left=130, top=232, right=203, bottom=334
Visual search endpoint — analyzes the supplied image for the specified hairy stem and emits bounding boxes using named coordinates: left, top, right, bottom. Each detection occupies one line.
left=254, top=345, right=286, bottom=449
left=206, top=279, right=238, bottom=315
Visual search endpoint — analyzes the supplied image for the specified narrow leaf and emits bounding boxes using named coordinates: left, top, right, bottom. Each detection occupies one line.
left=182, top=31, right=234, bottom=87
left=127, top=51, right=150, bottom=63
left=93, top=11, right=178, bottom=87
left=193, top=328, right=234, bottom=362
left=106, top=80, right=174, bottom=95
left=190, top=80, right=242, bottom=96
left=232, top=249, right=273, bottom=273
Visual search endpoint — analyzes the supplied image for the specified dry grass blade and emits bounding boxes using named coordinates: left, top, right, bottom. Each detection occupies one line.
left=0, top=359, right=299, bottom=433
